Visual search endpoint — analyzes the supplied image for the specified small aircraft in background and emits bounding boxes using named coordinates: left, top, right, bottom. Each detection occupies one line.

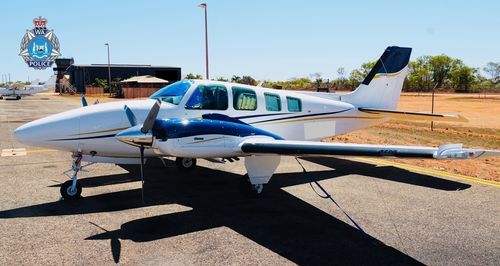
left=13, top=47, right=500, bottom=200
left=0, top=76, right=55, bottom=100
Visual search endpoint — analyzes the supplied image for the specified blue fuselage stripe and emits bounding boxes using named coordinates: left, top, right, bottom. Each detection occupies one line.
left=247, top=109, right=351, bottom=124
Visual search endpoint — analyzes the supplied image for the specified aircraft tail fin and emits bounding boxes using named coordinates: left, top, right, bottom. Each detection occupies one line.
left=343, top=46, right=412, bottom=109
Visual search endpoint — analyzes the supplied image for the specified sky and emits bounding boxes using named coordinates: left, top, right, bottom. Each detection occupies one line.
left=1, top=0, right=499, bottom=83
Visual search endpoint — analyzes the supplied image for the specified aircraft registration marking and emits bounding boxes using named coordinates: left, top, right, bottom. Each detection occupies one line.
left=354, top=157, right=500, bottom=188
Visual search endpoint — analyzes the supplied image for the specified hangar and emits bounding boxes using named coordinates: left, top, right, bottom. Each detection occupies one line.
left=54, top=58, right=181, bottom=94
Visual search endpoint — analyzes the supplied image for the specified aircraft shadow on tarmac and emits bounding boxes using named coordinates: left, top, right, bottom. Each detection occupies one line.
left=0, top=157, right=469, bottom=264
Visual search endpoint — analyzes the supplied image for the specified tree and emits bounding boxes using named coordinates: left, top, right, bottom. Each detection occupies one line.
left=337, top=67, right=345, bottom=79
left=309, top=72, right=322, bottom=82
left=92, top=78, right=109, bottom=93
left=349, top=61, right=376, bottom=87
left=231, top=75, right=241, bottom=83
left=450, top=65, right=478, bottom=92
left=229, top=75, right=258, bottom=86
left=184, top=73, right=203, bottom=80
left=286, top=77, right=313, bottom=90
left=406, top=56, right=433, bottom=92
left=215, top=77, right=228, bottom=82
left=93, top=78, right=109, bottom=90
left=428, top=55, right=459, bottom=88
left=336, top=67, right=346, bottom=90
left=483, top=62, right=500, bottom=84
left=239, top=76, right=257, bottom=86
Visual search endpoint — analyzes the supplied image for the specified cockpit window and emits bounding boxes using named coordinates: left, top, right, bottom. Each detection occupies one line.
left=149, top=80, right=193, bottom=105
left=185, top=85, right=228, bottom=110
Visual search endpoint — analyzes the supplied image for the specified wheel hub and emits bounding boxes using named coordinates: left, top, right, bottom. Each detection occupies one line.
left=182, top=158, right=193, bottom=168
left=252, top=184, right=263, bottom=194
left=66, top=186, right=77, bottom=196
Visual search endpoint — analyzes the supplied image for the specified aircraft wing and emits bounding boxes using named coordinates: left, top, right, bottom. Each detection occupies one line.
left=359, top=108, right=468, bottom=122
left=240, top=139, right=499, bottom=159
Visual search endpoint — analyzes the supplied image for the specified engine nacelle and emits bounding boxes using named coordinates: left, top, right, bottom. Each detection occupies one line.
left=151, top=115, right=282, bottom=158
left=154, top=134, right=243, bottom=158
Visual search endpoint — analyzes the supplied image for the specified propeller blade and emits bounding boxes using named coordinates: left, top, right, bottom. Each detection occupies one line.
left=81, top=94, right=88, bottom=107
left=141, top=99, right=162, bottom=133
left=139, top=145, right=145, bottom=204
left=124, top=105, right=138, bottom=127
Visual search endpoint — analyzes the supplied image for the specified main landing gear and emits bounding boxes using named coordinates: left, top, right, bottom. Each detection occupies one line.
left=239, top=174, right=264, bottom=198
left=60, top=152, right=94, bottom=200
left=176, top=157, right=197, bottom=171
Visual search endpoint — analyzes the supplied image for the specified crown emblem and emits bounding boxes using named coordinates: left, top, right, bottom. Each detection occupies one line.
left=33, top=16, right=47, bottom=29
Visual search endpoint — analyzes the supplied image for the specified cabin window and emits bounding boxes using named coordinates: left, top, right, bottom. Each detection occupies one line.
left=264, top=93, right=281, bottom=111
left=185, top=85, right=228, bottom=110
left=286, top=97, right=302, bottom=112
left=232, top=87, right=257, bottom=110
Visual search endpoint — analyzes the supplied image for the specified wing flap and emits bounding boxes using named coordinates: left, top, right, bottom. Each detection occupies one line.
left=359, top=108, right=468, bottom=122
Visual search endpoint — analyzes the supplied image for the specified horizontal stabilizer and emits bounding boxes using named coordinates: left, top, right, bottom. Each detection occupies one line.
left=359, top=108, right=468, bottom=122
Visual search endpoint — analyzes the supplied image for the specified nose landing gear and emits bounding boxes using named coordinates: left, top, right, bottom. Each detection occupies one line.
left=60, top=152, right=94, bottom=200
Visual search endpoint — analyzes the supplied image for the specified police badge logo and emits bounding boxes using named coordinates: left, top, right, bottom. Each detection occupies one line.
left=19, top=16, right=60, bottom=70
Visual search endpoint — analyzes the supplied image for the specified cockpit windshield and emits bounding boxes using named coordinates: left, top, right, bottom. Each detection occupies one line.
left=149, top=80, right=193, bottom=105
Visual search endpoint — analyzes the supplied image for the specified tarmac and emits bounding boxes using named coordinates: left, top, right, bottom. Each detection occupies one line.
left=0, top=94, right=499, bottom=265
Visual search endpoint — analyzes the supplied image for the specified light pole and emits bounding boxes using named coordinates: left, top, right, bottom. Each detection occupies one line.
left=198, top=3, right=209, bottom=79
left=105, top=43, right=111, bottom=96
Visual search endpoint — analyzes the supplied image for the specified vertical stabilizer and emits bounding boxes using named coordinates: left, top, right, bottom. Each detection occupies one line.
left=343, top=46, right=412, bottom=109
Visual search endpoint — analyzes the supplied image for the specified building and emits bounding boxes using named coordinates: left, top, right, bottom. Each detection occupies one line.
left=120, top=75, right=170, bottom=98
left=53, top=58, right=74, bottom=92
left=54, top=61, right=181, bottom=93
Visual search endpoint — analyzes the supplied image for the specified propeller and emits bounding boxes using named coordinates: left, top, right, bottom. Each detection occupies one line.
left=81, top=94, right=88, bottom=107
left=116, top=99, right=162, bottom=204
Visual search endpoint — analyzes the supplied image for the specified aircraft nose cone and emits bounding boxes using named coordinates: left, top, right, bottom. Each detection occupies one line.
left=13, top=123, right=32, bottom=144
left=12, top=112, right=79, bottom=148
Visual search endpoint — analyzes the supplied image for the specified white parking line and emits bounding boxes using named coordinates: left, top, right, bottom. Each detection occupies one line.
left=1, top=148, right=27, bottom=157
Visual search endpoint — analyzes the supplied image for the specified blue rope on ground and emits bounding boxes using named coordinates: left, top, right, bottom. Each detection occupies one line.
left=309, top=180, right=367, bottom=236
left=295, top=157, right=367, bottom=236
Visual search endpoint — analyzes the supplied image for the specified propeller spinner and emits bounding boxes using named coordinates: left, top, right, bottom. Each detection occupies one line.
left=116, top=99, right=162, bottom=147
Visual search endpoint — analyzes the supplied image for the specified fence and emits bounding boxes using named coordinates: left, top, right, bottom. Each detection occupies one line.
left=122, top=87, right=161, bottom=98
left=85, top=86, right=105, bottom=95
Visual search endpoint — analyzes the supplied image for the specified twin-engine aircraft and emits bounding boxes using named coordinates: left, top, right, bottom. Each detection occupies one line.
left=13, top=46, right=500, bottom=200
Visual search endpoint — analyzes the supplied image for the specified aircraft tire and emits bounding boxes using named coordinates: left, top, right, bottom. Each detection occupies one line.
left=239, top=175, right=264, bottom=198
left=176, top=157, right=197, bottom=171
left=60, top=180, right=82, bottom=200
left=16, top=96, right=21, bottom=100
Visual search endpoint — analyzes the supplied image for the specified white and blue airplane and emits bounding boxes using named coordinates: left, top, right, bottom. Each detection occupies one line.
left=13, top=47, right=500, bottom=200
left=0, top=77, right=54, bottom=100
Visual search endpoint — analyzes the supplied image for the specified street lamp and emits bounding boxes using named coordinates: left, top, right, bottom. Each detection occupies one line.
left=104, top=43, right=111, bottom=96
left=198, top=3, right=209, bottom=79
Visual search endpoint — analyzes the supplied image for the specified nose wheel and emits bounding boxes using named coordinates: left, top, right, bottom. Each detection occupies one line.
left=239, top=175, right=264, bottom=198
left=176, top=157, right=197, bottom=171
left=60, top=180, right=82, bottom=200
